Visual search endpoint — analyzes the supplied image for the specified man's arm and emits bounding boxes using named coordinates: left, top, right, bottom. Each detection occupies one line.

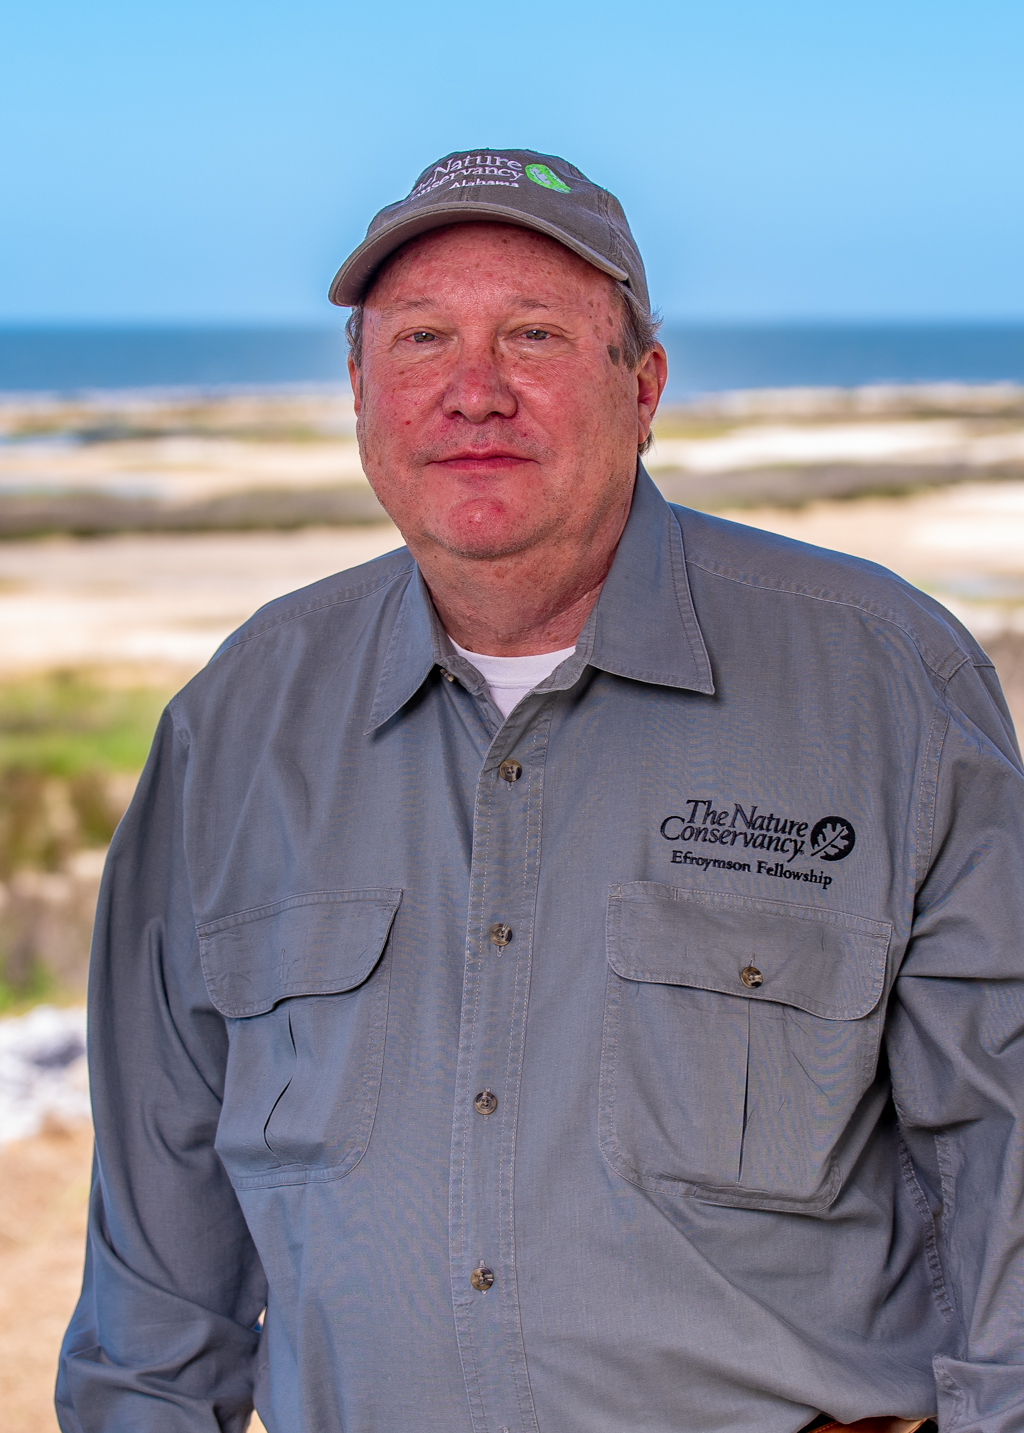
left=57, top=708, right=267, bottom=1432
left=887, top=656, right=1024, bottom=1432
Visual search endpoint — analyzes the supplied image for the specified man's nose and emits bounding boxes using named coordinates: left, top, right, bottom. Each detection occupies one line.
left=441, top=342, right=517, bottom=424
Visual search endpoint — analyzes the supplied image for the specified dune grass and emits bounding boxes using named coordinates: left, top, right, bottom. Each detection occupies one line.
left=0, top=670, right=169, bottom=780
left=0, top=670, right=174, bottom=1006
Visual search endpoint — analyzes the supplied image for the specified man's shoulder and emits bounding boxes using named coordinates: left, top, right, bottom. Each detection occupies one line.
left=213, top=543, right=416, bottom=658
left=674, top=503, right=989, bottom=680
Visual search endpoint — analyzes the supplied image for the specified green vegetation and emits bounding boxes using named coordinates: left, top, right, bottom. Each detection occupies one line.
left=0, top=670, right=175, bottom=1001
left=0, top=960, right=54, bottom=1016
left=0, top=669, right=171, bottom=878
left=0, top=670, right=169, bottom=784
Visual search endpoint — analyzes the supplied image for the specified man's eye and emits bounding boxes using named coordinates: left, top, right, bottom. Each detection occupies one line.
left=522, top=329, right=549, bottom=341
left=411, top=331, right=436, bottom=343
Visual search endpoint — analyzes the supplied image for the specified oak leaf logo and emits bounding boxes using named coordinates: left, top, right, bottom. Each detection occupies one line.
left=810, top=817, right=856, bottom=862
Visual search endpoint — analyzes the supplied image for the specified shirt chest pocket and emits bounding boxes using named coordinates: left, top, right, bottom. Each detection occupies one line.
left=599, top=882, right=892, bottom=1213
left=198, top=889, right=402, bottom=1189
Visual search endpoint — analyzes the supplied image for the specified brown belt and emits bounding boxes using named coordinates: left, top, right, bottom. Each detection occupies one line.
left=802, top=1419, right=935, bottom=1433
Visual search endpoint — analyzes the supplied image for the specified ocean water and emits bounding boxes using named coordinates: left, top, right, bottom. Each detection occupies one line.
left=0, top=323, right=1023, bottom=399
left=0, top=327, right=349, bottom=396
left=662, top=324, right=1024, bottom=396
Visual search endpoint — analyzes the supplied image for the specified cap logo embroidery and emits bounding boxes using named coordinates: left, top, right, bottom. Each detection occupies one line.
left=411, top=154, right=523, bottom=200
left=525, top=163, right=570, bottom=193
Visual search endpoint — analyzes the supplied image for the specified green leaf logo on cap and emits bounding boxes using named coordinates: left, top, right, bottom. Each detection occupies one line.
left=525, top=163, right=571, bottom=193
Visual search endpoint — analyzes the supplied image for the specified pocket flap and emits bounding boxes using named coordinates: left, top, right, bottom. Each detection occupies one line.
left=608, top=882, right=890, bottom=1019
left=198, top=889, right=403, bottom=1018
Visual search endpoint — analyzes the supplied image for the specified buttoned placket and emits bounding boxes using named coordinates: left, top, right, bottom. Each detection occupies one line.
left=447, top=684, right=553, bottom=1433
left=359, top=473, right=713, bottom=1430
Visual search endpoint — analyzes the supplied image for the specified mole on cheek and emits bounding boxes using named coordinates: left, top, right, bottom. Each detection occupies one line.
left=607, top=345, right=621, bottom=366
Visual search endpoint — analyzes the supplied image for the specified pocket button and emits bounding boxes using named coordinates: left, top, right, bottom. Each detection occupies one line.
left=740, top=964, right=763, bottom=988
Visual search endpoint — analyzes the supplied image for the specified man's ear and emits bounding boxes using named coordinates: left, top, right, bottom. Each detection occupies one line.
left=636, top=343, right=668, bottom=447
left=347, top=354, right=362, bottom=414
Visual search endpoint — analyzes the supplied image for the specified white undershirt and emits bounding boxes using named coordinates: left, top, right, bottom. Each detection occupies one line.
left=449, top=641, right=577, bottom=719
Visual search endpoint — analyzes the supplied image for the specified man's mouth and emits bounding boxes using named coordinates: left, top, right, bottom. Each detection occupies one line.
left=428, top=450, right=535, bottom=471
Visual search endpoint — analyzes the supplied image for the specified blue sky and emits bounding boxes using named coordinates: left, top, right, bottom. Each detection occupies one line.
left=2, top=0, right=1022, bottom=324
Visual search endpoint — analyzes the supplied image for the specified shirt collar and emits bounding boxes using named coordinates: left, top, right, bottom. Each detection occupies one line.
left=365, top=565, right=440, bottom=733
left=583, top=463, right=713, bottom=695
left=366, top=464, right=713, bottom=734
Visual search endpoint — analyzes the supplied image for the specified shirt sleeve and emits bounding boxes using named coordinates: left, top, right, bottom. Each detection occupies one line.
left=886, top=655, right=1024, bottom=1432
left=56, top=708, right=268, bottom=1432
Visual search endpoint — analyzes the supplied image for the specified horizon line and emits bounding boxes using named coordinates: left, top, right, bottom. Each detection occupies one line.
left=2, top=316, right=1024, bottom=332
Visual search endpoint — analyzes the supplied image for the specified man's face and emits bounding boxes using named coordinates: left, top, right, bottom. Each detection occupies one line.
left=350, top=223, right=665, bottom=564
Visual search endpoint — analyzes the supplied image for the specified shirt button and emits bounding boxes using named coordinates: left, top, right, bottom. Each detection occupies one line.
left=498, top=759, right=522, bottom=783
left=474, top=1089, right=498, bottom=1115
left=740, top=964, right=763, bottom=988
left=489, top=923, right=513, bottom=949
left=443, top=671, right=455, bottom=682
left=470, top=1265, right=495, bottom=1291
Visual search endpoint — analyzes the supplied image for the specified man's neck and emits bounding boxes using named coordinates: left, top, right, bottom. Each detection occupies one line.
left=402, top=478, right=635, bottom=657
left=436, top=578, right=604, bottom=656
left=410, top=525, right=626, bottom=655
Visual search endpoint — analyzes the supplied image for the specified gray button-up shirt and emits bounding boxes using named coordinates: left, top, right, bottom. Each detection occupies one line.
left=58, top=470, right=1024, bottom=1433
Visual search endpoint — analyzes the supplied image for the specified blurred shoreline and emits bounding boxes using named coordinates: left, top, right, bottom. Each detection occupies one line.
left=2, top=382, right=1024, bottom=537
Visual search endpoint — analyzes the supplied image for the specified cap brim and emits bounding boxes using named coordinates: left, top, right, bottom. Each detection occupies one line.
left=328, top=201, right=630, bottom=307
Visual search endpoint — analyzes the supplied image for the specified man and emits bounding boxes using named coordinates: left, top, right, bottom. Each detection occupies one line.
left=59, top=150, right=1024, bottom=1432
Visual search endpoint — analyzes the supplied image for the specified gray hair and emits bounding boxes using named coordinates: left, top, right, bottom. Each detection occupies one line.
left=345, top=282, right=661, bottom=454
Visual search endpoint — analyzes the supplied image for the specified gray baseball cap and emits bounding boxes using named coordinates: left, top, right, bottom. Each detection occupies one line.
left=328, top=148, right=650, bottom=314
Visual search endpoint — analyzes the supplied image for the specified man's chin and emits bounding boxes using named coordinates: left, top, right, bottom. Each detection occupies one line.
left=420, top=517, right=550, bottom=563
left=433, top=532, right=540, bottom=562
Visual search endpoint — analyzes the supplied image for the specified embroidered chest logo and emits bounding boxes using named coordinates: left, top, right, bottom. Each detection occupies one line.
left=660, top=801, right=857, bottom=889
